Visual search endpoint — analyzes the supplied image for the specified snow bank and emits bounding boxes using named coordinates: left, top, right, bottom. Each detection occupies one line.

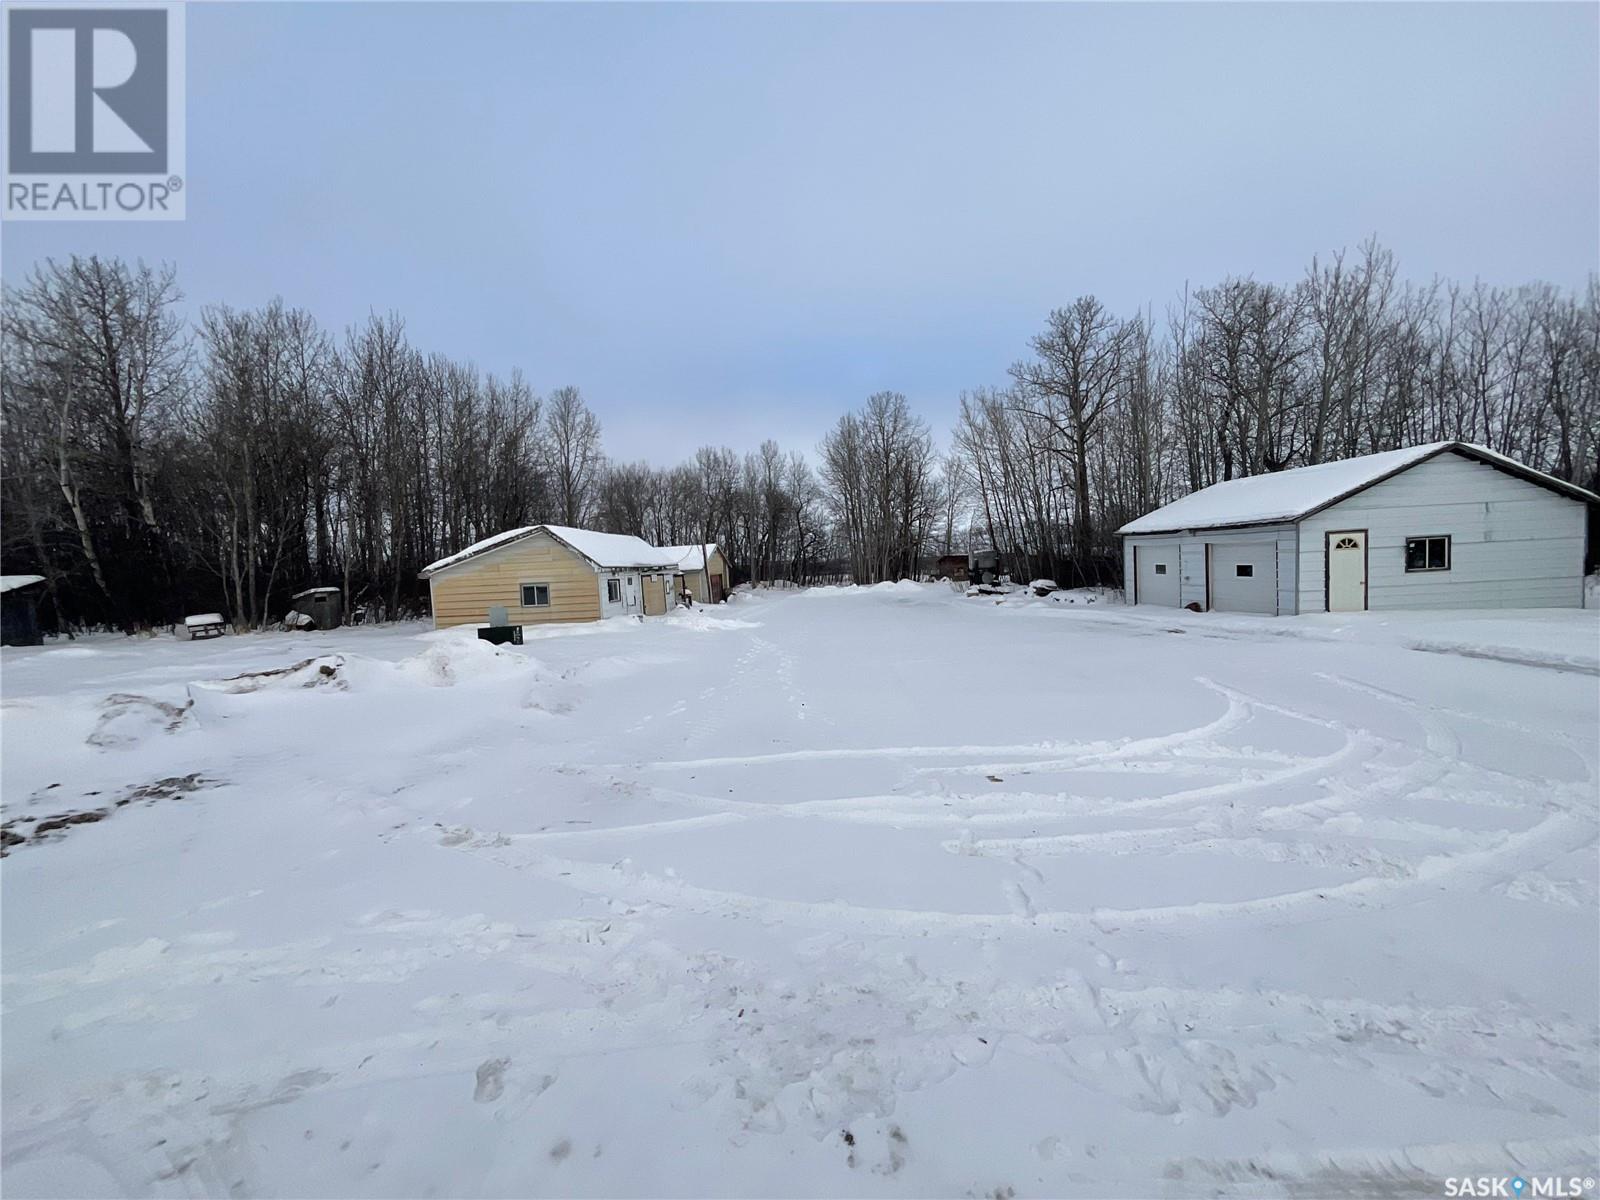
left=662, top=607, right=761, bottom=632
left=186, top=640, right=546, bottom=706
left=800, top=580, right=937, bottom=601
left=976, top=585, right=1123, bottom=609
left=391, top=638, right=542, bottom=687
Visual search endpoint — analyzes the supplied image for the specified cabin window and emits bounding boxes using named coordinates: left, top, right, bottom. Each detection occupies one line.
left=606, top=578, right=622, bottom=604
left=1404, top=536, right=1450, bottom=572
left=1154, top=563, right=1167, bottom=575
left=521, top=583, right=550, bottom=607
left=1235, top=564, right=1254, bottom=578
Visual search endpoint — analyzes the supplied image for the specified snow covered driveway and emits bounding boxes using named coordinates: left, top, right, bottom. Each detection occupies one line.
left=3, top=587, right=1597, bottom=1197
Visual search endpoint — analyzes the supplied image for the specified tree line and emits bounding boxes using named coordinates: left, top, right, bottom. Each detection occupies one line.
left=961, top=239, right=1599, bottom=584
left=2, top=244, right=1595, bottom=632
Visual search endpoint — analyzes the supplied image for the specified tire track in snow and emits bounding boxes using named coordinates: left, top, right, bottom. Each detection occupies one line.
left=446, top=806, right=1596, bottom=938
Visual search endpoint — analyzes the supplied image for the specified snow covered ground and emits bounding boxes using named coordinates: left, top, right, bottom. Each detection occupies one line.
left=3, top=586, right=1597, bottom=1197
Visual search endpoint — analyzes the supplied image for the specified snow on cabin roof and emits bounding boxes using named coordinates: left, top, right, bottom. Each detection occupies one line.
left=657, top=544, right=722, bottom=572
left=291, top=586, right=341, bottom=598
left=420, top=525, right=679, bottom=577
left=1118, top=441, right=1598, bottom=536
left=547, top=526, right=680, bottom=570
left=0, top=575, right=45, bottom=594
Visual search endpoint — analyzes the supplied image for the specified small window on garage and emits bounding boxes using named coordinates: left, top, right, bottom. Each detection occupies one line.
left=521, top=583, right=550, bottom=607
left=1154, top=563, right=1167, bottom=575
left=606, top=578, right=622, bottom=603
left=1235, top=564, right=1254, bottom=578
left=1405, top=536, right=1450, bottom=572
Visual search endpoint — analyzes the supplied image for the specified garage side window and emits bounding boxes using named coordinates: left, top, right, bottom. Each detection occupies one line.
left=606, top=578, right=622, bottom=603
left=1235, top=564, right=1253, bottom=577
left=1404, top=536, right=1450, bottom=572
left=1154, top=563, right=1167, bottom=575
left=521, top=583, right=550, bottom=607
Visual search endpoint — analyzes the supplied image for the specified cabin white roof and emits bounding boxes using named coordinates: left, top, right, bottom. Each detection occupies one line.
left=0, top=575, right=45, bottom=594
left=657, top=544, right=723, bottom=572
left=1118, top=441, right=1597, bottom=536
left=421, top=525, right=679, bottom=577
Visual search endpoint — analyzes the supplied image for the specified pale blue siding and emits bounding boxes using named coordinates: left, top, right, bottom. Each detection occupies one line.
left=1296, top=451, right=1587, bottom=612
left=1123, top=524, right=1296, bottom=613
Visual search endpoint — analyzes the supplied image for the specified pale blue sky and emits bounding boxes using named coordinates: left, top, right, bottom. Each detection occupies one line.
left=5, top=2, right=1596, bottom=461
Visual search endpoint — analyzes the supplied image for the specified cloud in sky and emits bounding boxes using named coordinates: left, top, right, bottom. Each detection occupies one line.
left=5, top=1, right=1595, bottom=462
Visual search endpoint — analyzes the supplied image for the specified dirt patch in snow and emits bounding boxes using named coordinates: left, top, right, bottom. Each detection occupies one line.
left=206, top=656, right=349, bottom=693
left=1, top=773, right=218, bottom=855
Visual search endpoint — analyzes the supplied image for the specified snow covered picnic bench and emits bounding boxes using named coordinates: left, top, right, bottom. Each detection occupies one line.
left=183, top=613, right=228, bottom=640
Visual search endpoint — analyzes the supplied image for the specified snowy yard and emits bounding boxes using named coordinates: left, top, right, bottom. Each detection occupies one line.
left=2, top=585, right=1597, bottom=1198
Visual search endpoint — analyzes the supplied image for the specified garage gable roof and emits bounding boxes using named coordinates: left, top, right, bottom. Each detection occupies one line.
left=1118, top=442, right=1598, bottom=536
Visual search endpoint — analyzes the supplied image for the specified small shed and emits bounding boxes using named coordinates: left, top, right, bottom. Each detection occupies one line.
left=967, top=549, right=1001, bottom=586
left=1, top=575, right=46, bottom=646
left=290, top=587, right=343, bottom=630
left=936, top=554, right=969, bottom=582
left=1119, top=441, right=1597, bottom=615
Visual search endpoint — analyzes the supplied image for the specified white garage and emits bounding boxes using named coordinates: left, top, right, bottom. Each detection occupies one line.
left=1119, top=441, right=1595, bottom=615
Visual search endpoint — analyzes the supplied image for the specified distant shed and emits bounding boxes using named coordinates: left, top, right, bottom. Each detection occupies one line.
left=1, top=576, right=46, bottom=646
left=291, top=587, right=343, bottom=630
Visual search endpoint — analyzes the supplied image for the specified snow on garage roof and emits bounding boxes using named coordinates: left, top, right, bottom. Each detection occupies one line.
left=0, top=575, right=46, bottom=594
left=1118, top=441, right=1598, bottom=536
left=420, top=525, right=679, bottom=577
left=657, top=544, right=722, bottom=571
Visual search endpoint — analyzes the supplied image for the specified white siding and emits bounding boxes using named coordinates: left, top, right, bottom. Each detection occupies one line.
left=1123, top=525, right=1296, bottom=613
left=597, top=572, right=643, bottom=616
left=1296, top=451, right=1588, bottom=612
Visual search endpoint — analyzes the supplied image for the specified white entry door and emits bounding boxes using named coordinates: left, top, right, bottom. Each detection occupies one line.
left=1326, top=530, right=1367, bottom=612
left=625, top=574, right=640, bottom=613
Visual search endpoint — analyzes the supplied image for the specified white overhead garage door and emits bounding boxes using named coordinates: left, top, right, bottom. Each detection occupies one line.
left=1134, top=544, right=1180, bottom=607
left=1209, top=543, right=1277, bottom=614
